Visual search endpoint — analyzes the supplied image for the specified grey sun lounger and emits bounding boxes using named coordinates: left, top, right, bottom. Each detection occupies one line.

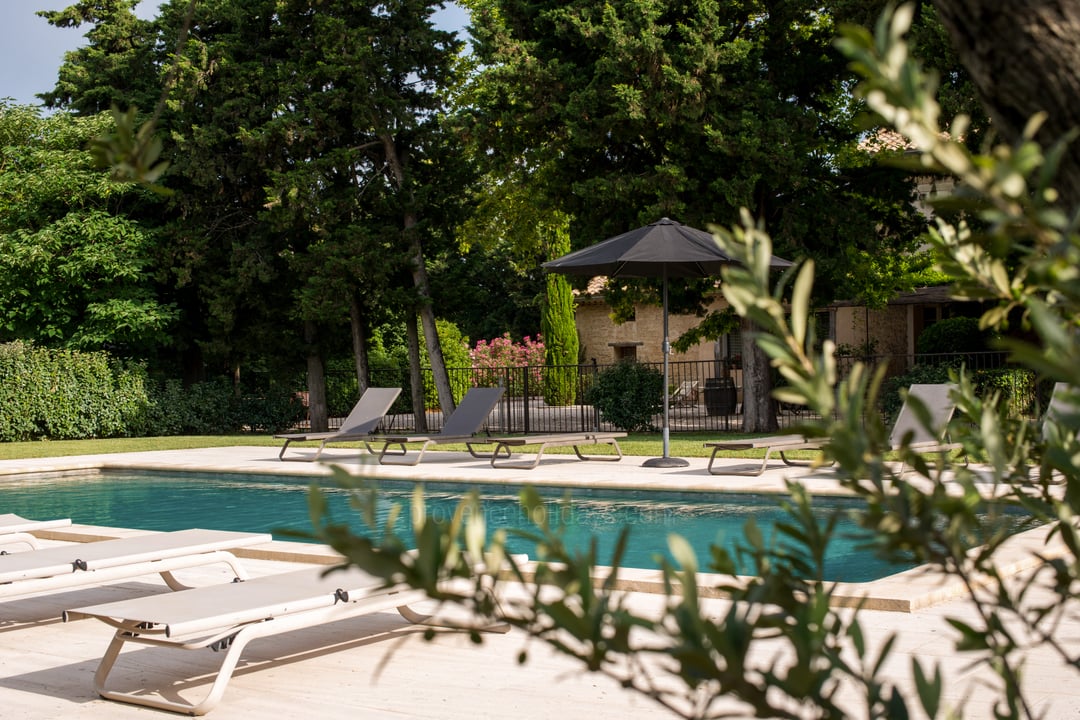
left=487, top=432, right=627, bottom=469
left=0, top=513, right=72, bottom=551
left=704, top=434, right=829, bottom=477
left=65, top=564, right=511, bottom=715
left=275, top=387, right=402, bottom=461
left=368, top=386, right=506, bottom=465
left=0, top=528, right=271, bottom=600
left=1043, top=382, right=1077, bottom=441
left=705, top=383, right=961, bottom=476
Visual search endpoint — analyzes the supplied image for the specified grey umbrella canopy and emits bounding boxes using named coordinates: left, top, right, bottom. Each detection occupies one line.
left=543, top=217, right=793, bottom=467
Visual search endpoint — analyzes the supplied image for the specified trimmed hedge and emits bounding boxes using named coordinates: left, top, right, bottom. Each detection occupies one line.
left=0, top=341, right=149, bottom=441
left=880, top=363, right=1036, bottom=422
left=0, top=342, right=303, bottom=441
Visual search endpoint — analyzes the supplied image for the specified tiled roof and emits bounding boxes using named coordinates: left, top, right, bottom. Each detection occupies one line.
left=859, top=128, right=916, bottom=152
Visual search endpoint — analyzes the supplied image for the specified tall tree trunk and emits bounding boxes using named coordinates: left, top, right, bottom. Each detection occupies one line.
left=405, top=311, right=428, bottom=432
left=304, top=319, right=328, bottom=432
left=932, top=0, right=1080, bottom=208
left=348, top=291, right=370, bottom=393
left=406, top=215, right=456, bottom=415
left=381, top=132, right=455, bottom=416
left=741, top=319, right=778, bottom=433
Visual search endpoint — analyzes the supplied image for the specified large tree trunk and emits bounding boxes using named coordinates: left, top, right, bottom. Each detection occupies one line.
left=405, top=311, right=428, bottom=432
left=348, top=292, right=370, bottom=393
left=406, top=215, right=456, bottom=415
left=932, top=0, right=1080, bottom=208
left=381, top=132, right=456, bottom=416
left=304, top=319, right=328, bottom=432
left=741, top=319, right=778, bottom=433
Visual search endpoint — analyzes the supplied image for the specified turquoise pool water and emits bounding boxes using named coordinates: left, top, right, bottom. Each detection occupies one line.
left=0, top=470, right=1019, bottom=583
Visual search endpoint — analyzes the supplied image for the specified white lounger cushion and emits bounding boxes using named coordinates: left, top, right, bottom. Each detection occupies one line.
left=66, top=565, right=409, bottom=637
left=0, top=513, right=72, bottom=534
left=0, top=529, right=271, bottom=598
left=0, top=514, right=73, bottom=551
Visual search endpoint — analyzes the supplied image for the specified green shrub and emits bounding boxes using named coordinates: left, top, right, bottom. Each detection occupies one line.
left=584, top=361, right=663, bottom=432
left=881, top=364, right=1036, bottom=423
left=237, top=390, right=306, bottom=434
left=916, top=316, right=994, bottom=354
left=0, top=341, right=41, bottom=440
left=431, top=319, right=472, bottom=405
left=0, top=341, right=152, bottom=441
left=972, top=367, right=1037, bottom=419
left=324, top=358, right=360, bottom=418
left=144, top=378, right=244, bottom=435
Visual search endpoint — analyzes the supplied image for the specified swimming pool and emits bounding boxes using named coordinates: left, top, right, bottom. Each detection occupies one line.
left=0, top=469, right=1017, bottom=583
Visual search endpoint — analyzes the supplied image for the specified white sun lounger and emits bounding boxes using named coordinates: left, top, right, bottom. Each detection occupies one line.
left=703, top=434, right=828, bottom=476
left=486, top=432, right=627, bottom=469
left=65, top=564, right=510, bottom=715
left=704, top=383, right=961, bottom=476
left=0, top=528, right=271, bottom=600
left=0, top=513, right=72, bottom=551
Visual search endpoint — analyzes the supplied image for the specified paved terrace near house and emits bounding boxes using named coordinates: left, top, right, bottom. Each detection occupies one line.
left=0, top=446, right=1077, bottom=718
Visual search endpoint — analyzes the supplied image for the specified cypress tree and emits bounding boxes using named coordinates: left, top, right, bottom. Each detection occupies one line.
left=541, top=216, right=579, bottom=405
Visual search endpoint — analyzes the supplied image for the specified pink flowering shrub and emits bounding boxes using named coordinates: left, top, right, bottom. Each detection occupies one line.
left=469, top=333, right=545, bottom=396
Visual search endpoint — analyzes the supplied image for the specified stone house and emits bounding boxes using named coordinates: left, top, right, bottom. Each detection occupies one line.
left=573, top=283, right=961, bottom=375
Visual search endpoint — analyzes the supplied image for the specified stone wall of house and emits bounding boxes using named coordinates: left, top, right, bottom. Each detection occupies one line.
left=575, top=297, right=728, bottom=365
left=834, top=305, right=910, bottom=356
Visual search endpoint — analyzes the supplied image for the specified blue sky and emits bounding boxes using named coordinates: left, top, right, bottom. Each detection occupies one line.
left=1, top=1, right=470, bottom=108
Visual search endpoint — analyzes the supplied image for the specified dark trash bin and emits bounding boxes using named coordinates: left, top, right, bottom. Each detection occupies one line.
left=704, top=377, right=737, bottom=416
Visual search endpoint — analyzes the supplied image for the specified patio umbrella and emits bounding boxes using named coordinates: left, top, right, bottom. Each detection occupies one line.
left=543, top=217, right=793, bottom=468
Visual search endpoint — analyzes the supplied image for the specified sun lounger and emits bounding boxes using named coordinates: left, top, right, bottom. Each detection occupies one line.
left=487, top=432, right=627, bottom=469
left=705, top=383, right=961, bottom=476
left=886, top=382, right=963, bottom=474
left=669, top=380, right=700, bottom=407
left=368, top=387, right=505, bottom=465
left=0, top=529, right=270, bottom=600
left=1042, top=383, right=1076, bottom=441
left=704, top=434, right=827, bottom=476
left=275, top=387, right=402, bottom=460
left=0, top=513, right=71, bottom=551
left=65, top=564, right=510, bottom=715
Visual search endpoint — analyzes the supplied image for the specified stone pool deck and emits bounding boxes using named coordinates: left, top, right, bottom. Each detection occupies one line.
left=0, top=446, right=1077, bottom=718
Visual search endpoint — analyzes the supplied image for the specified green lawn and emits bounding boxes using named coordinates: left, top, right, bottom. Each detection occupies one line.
left=0, top=432, right=822, bottom=461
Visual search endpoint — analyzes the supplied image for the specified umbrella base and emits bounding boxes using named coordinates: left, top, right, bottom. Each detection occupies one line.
left=641, top=456, right=690, bottom=468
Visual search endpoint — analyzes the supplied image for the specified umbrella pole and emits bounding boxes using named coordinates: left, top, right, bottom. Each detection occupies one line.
left=643, top=271, right=688, bottom=468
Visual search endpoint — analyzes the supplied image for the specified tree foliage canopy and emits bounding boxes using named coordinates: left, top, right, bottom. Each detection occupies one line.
left=0, top=104, right=176, bottom=353
left=459, top=0, right=949, bottom=307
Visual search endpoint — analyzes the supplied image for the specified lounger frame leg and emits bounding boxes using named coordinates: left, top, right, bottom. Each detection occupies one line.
left=572, top=439, right=623, bottom=463
left=707, top=446, right=771, bottom=477
left=779, top=451, right=816, bottom=467
left=376, top=440, right=432, bottom=466
left=465, top=441, right=505, bottom=460
left=363, top=440, right=406, bottom=457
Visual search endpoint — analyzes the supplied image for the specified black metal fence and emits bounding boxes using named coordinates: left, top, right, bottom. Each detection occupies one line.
left=316, top=350, right=1041, bottom=436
